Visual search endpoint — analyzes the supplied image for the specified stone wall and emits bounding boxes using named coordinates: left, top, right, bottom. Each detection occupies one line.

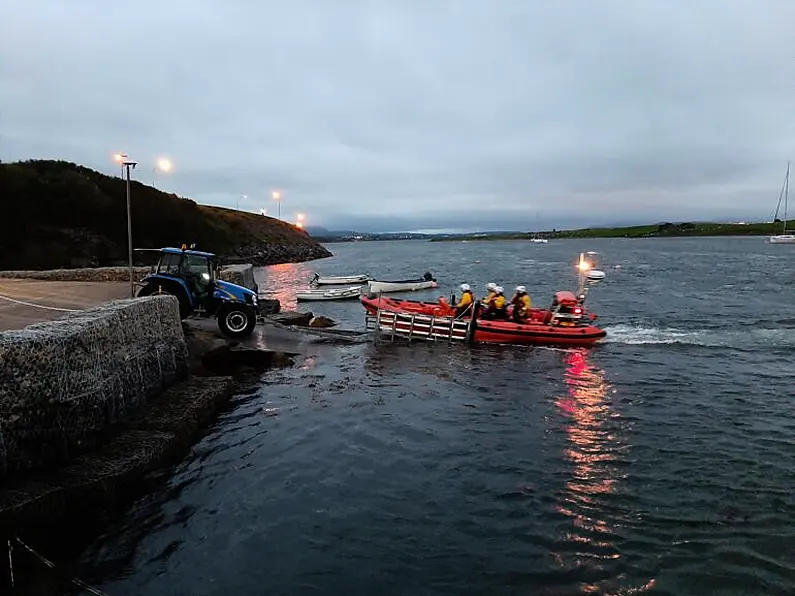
left=217, top=264, right=257, bottom=291
left=0, top=266, right=151, bottom=282
left=0, top=295, right=188, bottom=481
left=0, top=265, right=257, bottom=289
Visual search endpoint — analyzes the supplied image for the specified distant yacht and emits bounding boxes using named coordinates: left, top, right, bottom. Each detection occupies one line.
left=530, top=211, right=549, bottom=243
left=769, top=161, right=795, bottom=244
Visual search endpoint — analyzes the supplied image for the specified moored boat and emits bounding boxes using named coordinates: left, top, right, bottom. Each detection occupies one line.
left=311, top=273, right=371, bottom=285
left=367, top=272, right=437, bottom=294
left=297, top=285, right=364, bottom=301
left=768, top=161, right=795, bottom=244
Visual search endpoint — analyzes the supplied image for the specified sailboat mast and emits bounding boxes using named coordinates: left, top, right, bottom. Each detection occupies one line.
left=784, top=161, right=790, bottom=235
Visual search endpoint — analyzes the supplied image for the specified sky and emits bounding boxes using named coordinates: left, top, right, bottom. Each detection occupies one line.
left=1, top=0, right=794, bottom=233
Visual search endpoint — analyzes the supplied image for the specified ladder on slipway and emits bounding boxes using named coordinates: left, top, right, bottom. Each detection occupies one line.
left=365, top=309, right=471, bottom=344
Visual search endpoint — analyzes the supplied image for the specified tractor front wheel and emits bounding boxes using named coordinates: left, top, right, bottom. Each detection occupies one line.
left=217, top=303, right=257, bottom=339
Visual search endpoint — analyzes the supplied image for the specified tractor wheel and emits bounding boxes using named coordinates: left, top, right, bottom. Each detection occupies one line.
left=137, top=283, right=192, bottom=320
left=217, top=303, right=257, bottom=339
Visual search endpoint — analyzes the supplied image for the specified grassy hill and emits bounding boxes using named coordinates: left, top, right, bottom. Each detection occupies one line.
left=0, top=160, right=332, bottom=270
left=429, top=221, right=791, bottom=242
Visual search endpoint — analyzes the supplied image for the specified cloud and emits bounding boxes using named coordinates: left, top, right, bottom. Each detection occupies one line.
left=1, top=0, right=793, bottom=231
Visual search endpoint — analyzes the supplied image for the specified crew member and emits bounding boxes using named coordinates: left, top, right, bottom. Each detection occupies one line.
left=481, top=282, right=498, bottom=306
left=483, top=286, right=507, bottom=319
left=455, top=283, right=474, bottom=317
left=510, top=285, right=532, bottom=322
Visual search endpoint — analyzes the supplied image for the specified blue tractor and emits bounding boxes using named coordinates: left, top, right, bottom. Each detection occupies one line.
left=135, top=246, right=259, bottom=339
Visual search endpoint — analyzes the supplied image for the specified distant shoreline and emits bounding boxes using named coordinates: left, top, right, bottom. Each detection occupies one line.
left=427, top=221, right=791, bottom=242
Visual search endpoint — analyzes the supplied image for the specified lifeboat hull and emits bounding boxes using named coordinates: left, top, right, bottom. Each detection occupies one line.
left=360, top=296, right=606, bottom=347
left=473, top=319, right=606, bottom=346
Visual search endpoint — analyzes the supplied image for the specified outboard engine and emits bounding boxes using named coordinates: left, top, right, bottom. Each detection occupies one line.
left=423, top=271, right=435, bottom=282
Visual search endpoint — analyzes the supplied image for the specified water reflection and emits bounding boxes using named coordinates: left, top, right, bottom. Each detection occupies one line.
left=553, top=350, right=654, bottom=594
left=254, top=262, right=314, bottom=311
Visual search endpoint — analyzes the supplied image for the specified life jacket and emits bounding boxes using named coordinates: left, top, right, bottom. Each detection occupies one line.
left=492, top=294, right=506, bottom=310
left=482, top=291, right=496, bottom=305
left=457, top=290, right=473, bottom=308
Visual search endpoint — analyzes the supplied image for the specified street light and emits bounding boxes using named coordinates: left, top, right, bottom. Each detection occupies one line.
left=121, top=158, right=138, bottom=298
left=113, top=152, right=126, bottom=179
left=152, top=157, right=172, bottom=188
left=272, top=190, right=282, bottom=220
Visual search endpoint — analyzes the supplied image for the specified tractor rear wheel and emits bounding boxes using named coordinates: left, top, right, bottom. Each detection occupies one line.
left=217, top=303, right=257, bottom=339
left=137, top=283, right=192, bottom=320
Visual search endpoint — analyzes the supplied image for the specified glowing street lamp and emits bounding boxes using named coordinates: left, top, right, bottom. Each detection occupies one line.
left=272, top=190, right=282, bottom=220
left=113, top=152, right=126, bottom=178
left=152, top=157, right=172, bottom=188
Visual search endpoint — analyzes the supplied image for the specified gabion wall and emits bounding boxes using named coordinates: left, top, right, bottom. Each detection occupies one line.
left=218, top=264, right=256, bottom=290
left=0, top=295, right=188, bottom=481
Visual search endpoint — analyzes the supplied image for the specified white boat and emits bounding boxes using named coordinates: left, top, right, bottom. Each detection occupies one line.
left=769, top=161, right=795, bottom=244
left=530, top=212, right=549, bottom=243
left=367, top=273, right=437, bottom=294
left=296, top=285, right=364, bottom=301
left=311, top=273, right=371, bottom=285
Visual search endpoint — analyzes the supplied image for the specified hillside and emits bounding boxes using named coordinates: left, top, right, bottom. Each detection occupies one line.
left=0, top=160, right=332, bottom=270
left=429, top=221, right=791, bottom=242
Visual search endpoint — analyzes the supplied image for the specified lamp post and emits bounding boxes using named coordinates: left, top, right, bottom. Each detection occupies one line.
left=122, top=159, right=138, bottom=297
left=272, top=190, right=282, bottom=220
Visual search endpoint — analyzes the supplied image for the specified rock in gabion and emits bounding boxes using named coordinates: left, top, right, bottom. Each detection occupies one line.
left=0, top=295, right=188, bottom=480
left=0, top=266, right=151, bottom=282
left=218, top=264, right=256, bottom=291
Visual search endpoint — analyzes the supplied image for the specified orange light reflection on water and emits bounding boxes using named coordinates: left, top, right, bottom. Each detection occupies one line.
left=551, top=350, right=655, bottom=594
left=255, top=262, right=314, bottom=311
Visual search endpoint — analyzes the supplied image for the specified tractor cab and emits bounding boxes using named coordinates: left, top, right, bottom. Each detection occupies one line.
left=153, top=246, right=218, bottom=307
left=135, top=245, right=259, bottom=338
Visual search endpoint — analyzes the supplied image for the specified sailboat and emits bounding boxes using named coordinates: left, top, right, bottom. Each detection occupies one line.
left=530, top=211, right=549, bottom=243
left=769, top=161, right=795, bottom=244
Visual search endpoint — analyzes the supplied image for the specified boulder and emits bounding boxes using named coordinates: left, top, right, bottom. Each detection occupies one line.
left=258, top=299, right=280, bottom=315
left=308, top=315, right=336, bottom=328
left=201, top=345, right=295, bottom=375
left=271, top=311, right=313, bottom=326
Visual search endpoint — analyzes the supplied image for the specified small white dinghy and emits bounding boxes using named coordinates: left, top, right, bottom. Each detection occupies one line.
left=311, top=273, right=371, bottom=285
left=296, top=285, right=364, bottom=302
left=367, top=272, right=438, bottom=294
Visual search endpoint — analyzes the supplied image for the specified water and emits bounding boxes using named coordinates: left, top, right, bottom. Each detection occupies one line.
left=76, top=237, right=795, bottom=595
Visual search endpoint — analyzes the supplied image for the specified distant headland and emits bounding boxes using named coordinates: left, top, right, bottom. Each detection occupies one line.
left=427, top=221, right=790, bottom=242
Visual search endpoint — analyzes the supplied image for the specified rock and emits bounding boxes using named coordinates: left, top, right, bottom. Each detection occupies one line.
left=271, top=311, right=313, bottom=326
left=308, top=315, right=336, bottom=328
left=258, top=298, right=280, bottom=315
left=201, top=345, right=295, bottom=375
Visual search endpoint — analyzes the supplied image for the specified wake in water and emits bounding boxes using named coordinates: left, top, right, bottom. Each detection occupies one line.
left=603, top=323, right=795, bottom=350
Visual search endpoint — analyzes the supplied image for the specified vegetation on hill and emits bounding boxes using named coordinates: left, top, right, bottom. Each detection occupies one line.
left=429, top=221, right=791, bottom=242
left=0, top=160, right=332, bottom=270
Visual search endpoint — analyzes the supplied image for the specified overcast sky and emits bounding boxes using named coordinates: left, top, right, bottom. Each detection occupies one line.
left=1, top=0, right=794, bottom=232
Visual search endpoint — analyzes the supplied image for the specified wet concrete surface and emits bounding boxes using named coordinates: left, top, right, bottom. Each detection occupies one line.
left=0, top=279, right=130, bottom=331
